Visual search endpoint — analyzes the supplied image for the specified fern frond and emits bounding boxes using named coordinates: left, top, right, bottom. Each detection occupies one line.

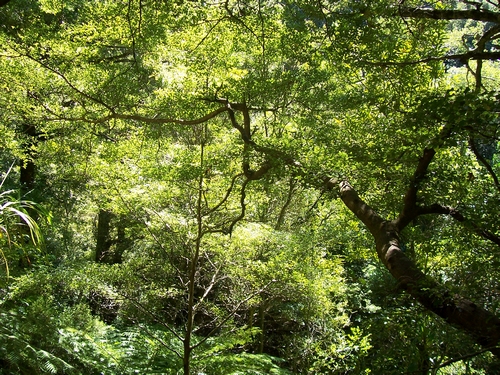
left=0, top=331, right=76, bottom=374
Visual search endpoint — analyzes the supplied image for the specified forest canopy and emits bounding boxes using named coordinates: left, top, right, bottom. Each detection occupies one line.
left=1, top=0, right=500, bottom=374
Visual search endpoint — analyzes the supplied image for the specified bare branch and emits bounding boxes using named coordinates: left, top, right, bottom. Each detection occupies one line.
left=243, top=160, right=272, bottom=180
left=193, top=263, right=221, bottom=313
left=275, top=177, right=297, bottom=230
left=227, top=178, right=250, bottom=235
left=226, top=103, right=252, bottom=143
left=45, top=106, right=228, bottom=126
left=22, top=53, right=116, bottom=113
left=190, top=16, right=227, bottom=53
left=118, top=292, right=184, bottom=344
left=205, top=173, right=245, bottom=215
left=140, top=324, right=183, bottom=359
left=434, top=346, right=500, bottom=370
left=223, top=0, right=260, bottom=42
left=230, top=102, right=252, bottom=139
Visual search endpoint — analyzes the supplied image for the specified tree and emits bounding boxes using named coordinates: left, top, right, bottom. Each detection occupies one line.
left=2, top=0, right=500, bottom=373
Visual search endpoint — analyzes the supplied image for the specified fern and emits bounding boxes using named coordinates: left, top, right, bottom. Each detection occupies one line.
left=194, top=352, right=292, bottom=375
left=0, top=331, right=75, bottom=375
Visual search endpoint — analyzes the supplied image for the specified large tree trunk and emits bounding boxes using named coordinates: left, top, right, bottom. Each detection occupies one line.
left=336, top=179, right=500, bottom=356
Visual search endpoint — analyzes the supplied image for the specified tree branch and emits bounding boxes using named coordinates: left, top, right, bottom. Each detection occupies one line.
left=417, top=203, right=500, bottom=246
left=363, top=51, right=500, bottom=67
left=225, top=101, right=252, bottom=143
left=205, top=173, right=245, bottom=215
left=227, top=178, right=250, bottom=235
left=476, top=25, right=500, bottom=52
left=243, top=160, right=272, bottom=180
left=468, top=137, right=500, bottom=194
left=119, top=292, right=184, bottom=344
left=190, top=279, right=276, bottom=351
left=22, top=52, right=116, bottom=113
left=399, top=7, right=500, bottom=23
left=45, top=106, right=229, bottom=126
left=396, top=148, right=436, bottom=229
left=338, top=180, right=384, bottom=236
left=434, top=346, right=500, bottom=370
left=336, top=180, right=500, bottom=356
left=275, top=177, right=297, bottom=230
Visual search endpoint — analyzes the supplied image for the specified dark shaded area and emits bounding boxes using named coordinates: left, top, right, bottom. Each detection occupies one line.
left=95, top=209, right=132, bottom=264
left=19, top=124, right=37, bottom=197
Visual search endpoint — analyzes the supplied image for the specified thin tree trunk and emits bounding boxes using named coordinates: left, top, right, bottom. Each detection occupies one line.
left=258, top=301, right=265, bottom=354
left=183, top=129, right=207, bottom=375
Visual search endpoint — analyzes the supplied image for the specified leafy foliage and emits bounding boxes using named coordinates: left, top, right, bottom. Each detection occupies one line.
left=1, top=0, right=500, bottom=373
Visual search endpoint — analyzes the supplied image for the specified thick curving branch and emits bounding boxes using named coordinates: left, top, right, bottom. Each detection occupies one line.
left=338, top=180, right=384, bottom=236
left=205, top=173, right=245, bottom=215
left=337, top=179, right=500, bottom=356
left=46, top=106, right=229, bottom=126
left=227, top=178, right=250, bottom=235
